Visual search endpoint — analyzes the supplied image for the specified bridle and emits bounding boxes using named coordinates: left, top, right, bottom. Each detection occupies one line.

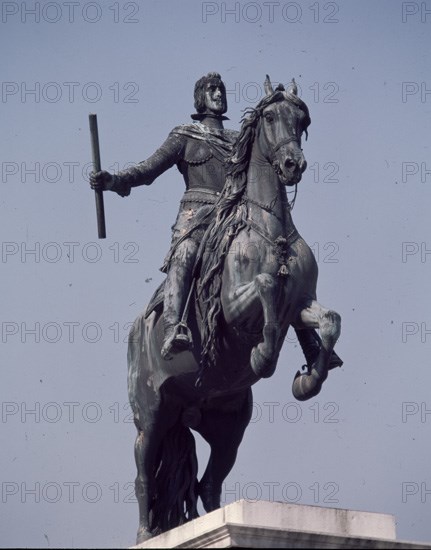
left=256, top=113, right=302, bottom=210
left=271, top=135, right=300, bottom=154
left=257, top=112, right=302, bottom=165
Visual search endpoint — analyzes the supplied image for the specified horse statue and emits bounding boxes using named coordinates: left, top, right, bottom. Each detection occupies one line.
left=127, top=75, right=342, bottom=543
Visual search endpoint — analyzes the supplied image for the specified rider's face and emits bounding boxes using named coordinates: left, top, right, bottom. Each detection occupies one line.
left=204, top=81, right=227, bottom=115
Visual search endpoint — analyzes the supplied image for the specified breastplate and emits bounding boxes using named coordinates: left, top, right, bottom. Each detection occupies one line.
left=183, top=139, right=213, bottom=165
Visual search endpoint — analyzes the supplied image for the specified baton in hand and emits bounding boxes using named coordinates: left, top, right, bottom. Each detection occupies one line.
left=89, top=113, right=106, bottom=239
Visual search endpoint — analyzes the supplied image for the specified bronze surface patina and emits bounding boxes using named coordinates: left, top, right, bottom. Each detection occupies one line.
left=90, top=73, right=342, bottom=544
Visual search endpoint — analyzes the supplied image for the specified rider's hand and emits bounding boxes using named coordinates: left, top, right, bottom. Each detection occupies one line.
left=89, top=170, right=115, bottom=192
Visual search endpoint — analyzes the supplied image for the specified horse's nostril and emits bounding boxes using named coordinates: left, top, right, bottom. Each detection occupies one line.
left=284, top=159, right=296, bottom=170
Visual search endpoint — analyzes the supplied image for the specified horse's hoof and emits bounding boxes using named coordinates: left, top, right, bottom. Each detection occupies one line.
left=198, top=481, right=221, bottom=513
left=292, top=369, right=323, bottom=401
left=251, top=347, right=276, bottom=378
left=136, top=527, right=154, bottom=545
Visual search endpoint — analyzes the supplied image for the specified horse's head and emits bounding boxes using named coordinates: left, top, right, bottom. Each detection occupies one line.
left=256, top=75, right=311, bottom=186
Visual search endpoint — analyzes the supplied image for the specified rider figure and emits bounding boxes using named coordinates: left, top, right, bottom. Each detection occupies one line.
left=90, top=72, right=238, bottom=360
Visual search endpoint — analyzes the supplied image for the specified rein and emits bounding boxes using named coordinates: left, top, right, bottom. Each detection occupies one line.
left=243, top=195, right=285, bottom=223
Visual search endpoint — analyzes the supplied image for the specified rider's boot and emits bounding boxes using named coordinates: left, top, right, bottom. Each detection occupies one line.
left=161, top=254, right=194, bottom=361
left=295, top=328, right=343, bottom=370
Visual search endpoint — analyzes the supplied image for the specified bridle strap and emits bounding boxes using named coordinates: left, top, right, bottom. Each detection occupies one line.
left=272, top=136, right=299, bottom=154
left=256, top=115, right=301, bottom=168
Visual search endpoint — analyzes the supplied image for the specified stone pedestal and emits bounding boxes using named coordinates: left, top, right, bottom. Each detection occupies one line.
left=132, top=500, right=431, bottom=548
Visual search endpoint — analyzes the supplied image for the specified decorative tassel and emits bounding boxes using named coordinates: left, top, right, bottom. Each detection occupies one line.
left=278, top=264, right=289, bottom=277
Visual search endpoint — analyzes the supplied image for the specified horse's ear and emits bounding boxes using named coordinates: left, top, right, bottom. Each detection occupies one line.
left=264, top=74, right=274, bottom=95
left=287, top=78, right=298, bottom=95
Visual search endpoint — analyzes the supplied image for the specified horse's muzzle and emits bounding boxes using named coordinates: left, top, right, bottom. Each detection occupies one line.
left=278, top=157, right=306, bottom=186
left=285, top=155, right=307, bottom=174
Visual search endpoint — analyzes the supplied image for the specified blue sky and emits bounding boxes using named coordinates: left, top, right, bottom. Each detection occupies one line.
left=1, top=1, right=431, bottom=547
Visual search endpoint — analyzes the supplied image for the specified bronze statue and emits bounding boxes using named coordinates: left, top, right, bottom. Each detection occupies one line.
left=90, top=73, right=342, bottom=543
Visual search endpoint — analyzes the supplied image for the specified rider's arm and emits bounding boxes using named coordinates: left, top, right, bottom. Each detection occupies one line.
left=112, top=129, right=185, bottom=196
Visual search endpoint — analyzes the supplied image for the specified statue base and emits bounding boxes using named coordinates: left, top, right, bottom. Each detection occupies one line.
left=131, top=499, right=431, bottom=549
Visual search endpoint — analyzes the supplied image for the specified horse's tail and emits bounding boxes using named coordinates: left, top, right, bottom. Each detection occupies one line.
left=150, top=420, right=199, bottom=534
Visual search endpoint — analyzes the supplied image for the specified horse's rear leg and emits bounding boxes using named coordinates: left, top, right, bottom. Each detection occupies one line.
left=196, top=390, right=253, bottom=512
left=133, top=402, right=181, bottom=543
left=293, top=300, right=341, bottom=401
left=134, top=427, right=155, bottom=543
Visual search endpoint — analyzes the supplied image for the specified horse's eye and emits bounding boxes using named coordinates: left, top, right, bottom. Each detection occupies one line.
left=264, top=113, right=274, bottom=123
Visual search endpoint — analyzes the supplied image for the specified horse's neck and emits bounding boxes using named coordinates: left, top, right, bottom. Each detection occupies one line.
left=245, top=147, right=293, bottom=237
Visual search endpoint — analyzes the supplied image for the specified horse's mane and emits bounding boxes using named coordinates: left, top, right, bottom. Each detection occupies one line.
left=196, top=90, right=310, bottom=380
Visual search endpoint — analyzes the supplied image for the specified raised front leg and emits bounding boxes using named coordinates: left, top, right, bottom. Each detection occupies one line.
left=292, top=300, right=341, bottom=401
left=222, top=272, right=282, bottom=378
left=250, top=273, right=282, bottom=378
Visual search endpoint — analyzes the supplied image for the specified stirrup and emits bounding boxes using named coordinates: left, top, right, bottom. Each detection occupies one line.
left=161, top=322, right=193, bottom=360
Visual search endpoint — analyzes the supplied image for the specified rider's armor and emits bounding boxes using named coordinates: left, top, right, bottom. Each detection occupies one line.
left=112, top=122, right=238, bottom=359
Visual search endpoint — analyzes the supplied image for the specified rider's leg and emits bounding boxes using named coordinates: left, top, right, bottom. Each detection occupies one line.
left=161, top=238, right=198, bottom=360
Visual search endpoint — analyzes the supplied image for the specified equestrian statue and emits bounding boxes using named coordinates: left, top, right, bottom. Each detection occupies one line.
left=89, top=72, right=343, bottom=544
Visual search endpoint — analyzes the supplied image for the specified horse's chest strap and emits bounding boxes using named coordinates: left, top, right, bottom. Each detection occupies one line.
left=245, top=218, right=298, bottom=277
